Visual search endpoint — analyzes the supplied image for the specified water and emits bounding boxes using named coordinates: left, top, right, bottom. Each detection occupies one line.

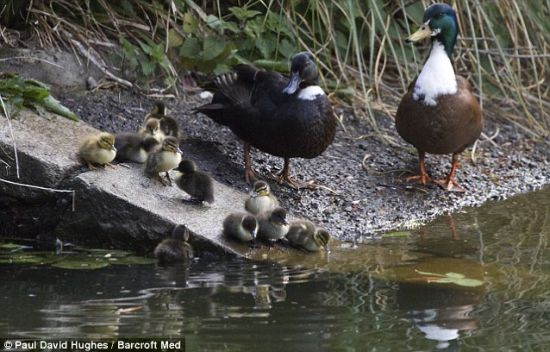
left=1, top=187, right=549, bottom=351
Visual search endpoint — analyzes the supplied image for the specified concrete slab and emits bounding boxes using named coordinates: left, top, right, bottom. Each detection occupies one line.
left=0, top=109, right=96, bottom=190
left=55, top=163, right=264, bottom=257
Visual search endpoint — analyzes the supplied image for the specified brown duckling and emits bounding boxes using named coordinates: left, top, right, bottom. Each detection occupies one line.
left=286, top=220, right=330, bottom=252
left=154, top=225, right=193, bottom=264
left=145, top=136, right=182, bottom=186
left=245, top=180, right=279, bottom=215
left=395, top=4, right=482, bottom=192
left=223, top=213, right=259, bottom=243
left=144, top=101, right=180, bottom=141
left=144, top=101, right=168, bottom=121
left=78, top=132, right=117, bottom=169
left=115, top=132, right=159, bottom=163
left=257, top=207, right=289, bottom=242
left=139, top=118, right=164, bottom=143
left=174, top=159, right=214, bottom=204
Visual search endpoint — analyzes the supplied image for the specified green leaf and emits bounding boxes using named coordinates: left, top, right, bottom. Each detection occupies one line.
left=52, top=255, right=110, bottom=270
left=109, top=256, right=156, bottom=265
left=255, top=35, right=275, bottom=59
left=202, top=36, right=226, bottom=61
left=182, top=12, right=198, bottom=33
left=42, top=95, right=79, bottom=121
left=278, top=39, right=297, bottom=58
left=180, top=37, right=201, bottom=58
left=229, top=7, right=262, bottom=21
left=381, top=231, right=411, bottom=238
left=168, top=29, right=183, bottom=48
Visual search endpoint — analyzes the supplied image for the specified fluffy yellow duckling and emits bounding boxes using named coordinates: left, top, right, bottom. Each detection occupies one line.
left=245, top=180, right=279, bottom=215
left=145, top=136, right=182, bottom=186
left=286, top=220, right=330, bottom=252
left=144, top=101, right=181, bottom=141
left=78, top=132, right=117, bottom=169
left=139, top=118, right=164, bottom=143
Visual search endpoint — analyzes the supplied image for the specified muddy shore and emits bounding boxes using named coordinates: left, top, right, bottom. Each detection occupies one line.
left=56, top=87, right=548, bottom=242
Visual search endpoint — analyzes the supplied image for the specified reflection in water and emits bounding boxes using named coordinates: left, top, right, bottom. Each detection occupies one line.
left=397, top=283, right=480, bottom=350
left=0, top=187, right=549, bottom=350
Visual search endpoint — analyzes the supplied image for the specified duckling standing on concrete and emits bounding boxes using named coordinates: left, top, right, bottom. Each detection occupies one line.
left=144, top=101, right=181, bottom=141
left=257, top=207, right=290, bottom=243
left=286, top=220, right=330, bottom=252
left=78, top=132, right=117, bottom=169
left=175, top=159, right=214, bottom=204
left=139, top=118, right=164, bottom=143
left=223, top=213, right=259, bottom=243
left=145, top=136, right=182, bottom=186
left=245, top=180, right=279, bottom=215
left=154, top=225, right=194, bottom=265
left=115, top=132, right=159, bottom=163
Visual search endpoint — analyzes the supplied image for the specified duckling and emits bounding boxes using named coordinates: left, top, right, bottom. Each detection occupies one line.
left=174, top=159, right=214, bottom=204
left=223, top=213, right=259, bottom=243
left=154, top=225, right=193, bottom=264
left=115, top=132, right=160, bottom=163
left=145, top=136, right=182, bottom=186
left=257, top=207, right=290, bottom=242
left=396, top=3, right=483, bottom=192
left=139, top=118, right=164, bottom=143
left=144, top=101, right=181, bottom=141
left=286, top=220, right=330, bottom=252
left=78, top=132, right=117, bottom=169
left=196, top=52, right=336, bottom=189
left=144, top=101, right=168, bottom=121
left=245, top=180, right=279, bottom=215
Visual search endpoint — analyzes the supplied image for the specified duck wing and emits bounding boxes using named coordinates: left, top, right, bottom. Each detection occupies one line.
left=195, top=65, right=287, bottom=126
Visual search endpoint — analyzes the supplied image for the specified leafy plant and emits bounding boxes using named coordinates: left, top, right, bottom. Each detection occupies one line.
left=0, top=73, right=79, bottom=121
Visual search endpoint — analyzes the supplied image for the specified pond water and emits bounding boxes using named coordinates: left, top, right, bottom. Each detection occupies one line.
left=1, top=187, right=549, bottom=351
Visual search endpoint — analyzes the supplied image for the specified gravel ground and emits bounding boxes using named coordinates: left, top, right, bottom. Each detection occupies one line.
left=59, top=88, right=549, bottom=241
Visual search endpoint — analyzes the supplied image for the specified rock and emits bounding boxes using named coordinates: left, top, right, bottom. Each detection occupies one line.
left=56, top=164, right=254, bottom=256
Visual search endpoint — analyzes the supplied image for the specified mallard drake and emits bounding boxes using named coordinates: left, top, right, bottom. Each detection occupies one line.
left=245, top=180, right=279, bottom=215
left=257, top=207, right=290, bottom=242
left=396, top=3, right=483, bottom=192
left=223, top=213, right=259, bottom=243
left=154, top=225, right=193, bottom=264
left=196, top=52, right=336, bottom=189
left=174, top=159, right=214, bottom=204
left=145, top=136, right=182, bottom=186
left=78, top=132, right=117, bottom=169
left=286, top=220, right=330, bottom=252
left=115, top=132, right=159, bottom=163
left=144, top=101, right=180, bottom=141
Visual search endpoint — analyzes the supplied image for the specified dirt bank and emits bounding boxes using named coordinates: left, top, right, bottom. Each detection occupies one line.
left=57, top=88, right=548, bottom=241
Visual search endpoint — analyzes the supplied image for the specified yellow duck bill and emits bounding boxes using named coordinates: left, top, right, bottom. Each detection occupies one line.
left=406, top=21, right=440, bottom=43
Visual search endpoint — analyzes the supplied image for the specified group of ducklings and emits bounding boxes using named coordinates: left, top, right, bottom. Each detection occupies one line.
left=223, top=181, right=330, bottom=252
left=78, top=102, right=214, bottom=204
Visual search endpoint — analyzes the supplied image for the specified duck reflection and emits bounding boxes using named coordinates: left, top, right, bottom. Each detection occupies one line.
left=397, top=282, right=480, bottom=350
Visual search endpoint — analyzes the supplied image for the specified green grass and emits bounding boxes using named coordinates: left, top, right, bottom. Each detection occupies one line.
left=4, top=0, right=548, bottom=136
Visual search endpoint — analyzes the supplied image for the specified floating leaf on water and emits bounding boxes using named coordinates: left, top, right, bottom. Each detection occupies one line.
left=382, top=231, right=412, bottom=238
left=109, top=256, right=156, bottom=265
left=0, top=253, right=58, bottom=265
left=0, top=243, right=26, bottom=251
left=82, top=248, right=133, bottom=258
left=52, top=256, right=110, bottom=270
